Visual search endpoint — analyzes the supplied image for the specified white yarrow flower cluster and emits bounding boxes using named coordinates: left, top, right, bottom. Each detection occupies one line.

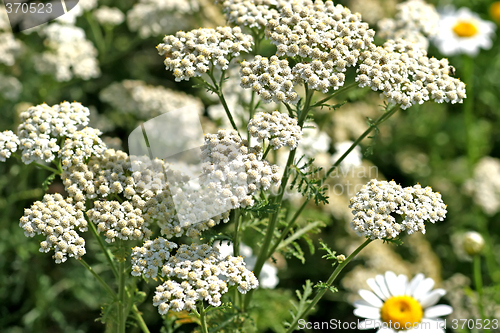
left=132, top=240, right=258, bottom=313
left=240, top=55, right=299, bottom=104
left=19, top=194, right=87, bottom=264
left=100, top=80, right=204, bottom=119
left=266, top=1, right=374, bottom=62
left=143, top=129, right=281, bottom=239
left=0, top=7, right=23, bottom=66
left=93, top=6, right=125, bottom=26
left=127, top=0, right=198, bottom=38
left=157, top=27, right=253, bottom=81
left=60, top=127, right=107, bottom=170
left=248, top=111, right=302, bottom=150
left=214, top=240, right=279, bottom=288
left=199, top=129, right=281, bottom=204
left=217, top=0, right=284, bottom=29
left=35, top=23, right=100, bottom=81
left=17, top=102, right=90, bottom=164
left=164, top=129, right=281, bottom=233
left=463, top=157, right=500, bottom=216
left=142, top=190, right=215, bottom=239
left=356, top=39, right=466, bottom=109
left=0, top=74, right=22, bottom=100
left=0, top=130, right=20, bottom=162
left=62, top=148, right=168, bottom=202
left=87, top=200, right=152, bottom=243
left=378, top=0, right=440, bottom=50
left=349, top=179, right=447, bottom=240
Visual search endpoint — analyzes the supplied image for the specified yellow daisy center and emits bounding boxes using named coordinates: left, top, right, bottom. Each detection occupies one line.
left=380, top=296, right=423, bottom=330
left=491, top=2, right=500, bottom=22
left=452, top=21, right=479, bottom=38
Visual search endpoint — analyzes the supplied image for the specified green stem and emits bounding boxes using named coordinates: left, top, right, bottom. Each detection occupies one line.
left=207, top=70, right=240, bottom=134
left=474, top=255, right=487, bottom=326
left=310, top=82, right=358, bottom=108
left=267, top=199, right=308, bottom=257
left=32, top=162, right=60, bottom=175
left=244, top=87, right=314, bottom=311
left=118, top=246, right=126, bottom=333
left=199, top=304, right=209, bottom=333
left=323, top=104, right=399, bottom=181
left=463, top=54, right=475, bottom=171
left=131, top=304, right=150, bottom=333
left=247, top=91, right=256, bottom=143
left=233, top=209, right=241, bottom=257
left=86, top=212, right=119, bottom=279
left=79, top=259, right=117, bottom=299
left=285, top=239, right=373, bottom=333
left=85, top=12, right=107, bottom=59
left=219, top=91, right=240, bottom=133
left=261, top=144, right=272, bottom=160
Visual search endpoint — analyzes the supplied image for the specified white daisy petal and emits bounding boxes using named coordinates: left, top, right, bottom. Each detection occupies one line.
left=354, top=306, right=382, bottom=319
left=385, top=271, right=402, bottom=296
left=413, top=277, right=435, bottom=301
left=407, top=273, right=424, bottom=296
left=419, top=288, right=446, bottom=308
left=398, top=274, right=408, bottom=294
left=375, top=274, right=392, bottom=299
left=367, top=278, right=388, bottom=300
left=424, top=304, right=453, bottom=318
left=359, top=289, right=384, bottom=308
left=353, top=299, right=373, bottom=308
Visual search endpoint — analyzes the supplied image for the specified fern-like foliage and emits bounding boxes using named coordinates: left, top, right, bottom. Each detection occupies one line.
left=284, top=280, right=314, bottom=329
left=288, top=157, right=329, bottom=205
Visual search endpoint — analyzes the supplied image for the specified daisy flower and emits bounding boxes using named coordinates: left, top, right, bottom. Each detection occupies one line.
left=433, top=6, right=495, bottom=57
left=353, top=271, right=453, bottom=332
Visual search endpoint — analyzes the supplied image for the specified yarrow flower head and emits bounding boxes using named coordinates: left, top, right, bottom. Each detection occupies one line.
left=36, top=23, right=100, bottom=81
left=142, top=129, right=281, bottom=239
left=349, top=179, right=447, bottom=240
left=240, top=55, right=299, bottom=104
left=93, top=6, right=125, bottom=26
left=131, top=240, right=258, bottom=313
left=353, top=271, right=453, bottom=332
left=87, top=200, right=152, bottom=243
left=378, top=0, right=440, bottom=50
left=217, top=0, right=285, bottom=29
left=19, top=194, right=87, bottom=264
left=214, top=240, right=279, bottom=288
left=433, top=6, right=496, bottom=57
left=356, top=39, right=466, bottom=109
left=0, top=130, right=20, bottom=162
left=127, top=0, right=199, bottom=38
left=60, top=127, right=107, bottom=170
left=265, top=1, right=374, bottom=62
left=157, top=27, right=253, bottom=81
left=248, top=111, right=302, bottom=150
left=100, top=80, right=204, bottom=119
left=463, top=157, right=500, bottom=216
left=62, top=148, right=168, bottom=203
left=0, top=7, right=23, bottom=66
left=17, top=102, right=90, bottom=164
